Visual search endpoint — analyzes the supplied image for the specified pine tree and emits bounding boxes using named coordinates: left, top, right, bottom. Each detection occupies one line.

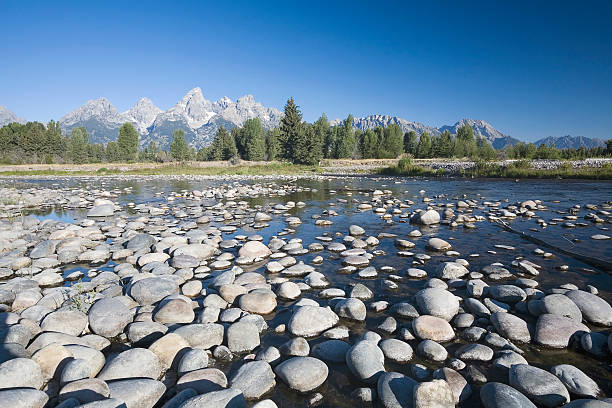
left=67, top=127, right=90, bottom=164
left=208, top=126, right=237, bottom=161
left=170, top=129, right=190, bottom=161
left=313, top=114, right=329, bottom=159
left=143, top=141, right=160, bottom=162
left=293, top=123, right=323, bottom=165
left=117, top=122, right=139, bottom=162
left=454, top=124, right=476, bottom=158
left=232, top=127, right=246, bottom=159
left=361, top=129, right=379, bottom=159
left=379, top=124, right=403, bottom=158
left=404, top=131, right=418, bottom=155
left=335, top=115, right=356, bottom=158
left=437, top=130, right=453, bottom=157
left=416, top=132, right=432, bottom=158
left=45, top=120, right=65, bottom=158
left=324, top=126, right=338, bottom=158
left=243, top=118, right=266, bottom=161
left=105, top=141, right=119, bottom=162
left=265, top=128, right=280, bottom=160
left=278, top=98, right=303, bottom=160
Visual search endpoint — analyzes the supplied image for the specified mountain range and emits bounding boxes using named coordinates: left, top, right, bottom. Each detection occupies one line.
left=53, top=87, right=283, bottom=149
left=0, top=90, right=607, bottom=150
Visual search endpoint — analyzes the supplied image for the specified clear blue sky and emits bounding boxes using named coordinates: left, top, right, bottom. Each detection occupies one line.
left=1, top=0, right=611, bottom=141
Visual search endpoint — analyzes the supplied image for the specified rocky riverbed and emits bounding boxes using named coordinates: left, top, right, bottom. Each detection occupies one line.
left=0, top=175, right=610, bottom=408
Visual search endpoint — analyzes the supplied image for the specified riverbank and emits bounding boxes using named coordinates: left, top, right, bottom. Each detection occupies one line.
left=0, top=161, right=321, bottom=177
left=381, top=158, right=612, bottom=180
left=0, top=158, right=611, bottom=179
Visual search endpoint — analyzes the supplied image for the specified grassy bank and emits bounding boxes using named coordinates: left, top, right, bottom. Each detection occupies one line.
left=380, top=158, right=612, bottom=179
left=0, top=162, right=322, bottom=177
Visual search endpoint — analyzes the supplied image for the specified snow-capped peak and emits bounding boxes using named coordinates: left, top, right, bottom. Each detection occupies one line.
left=60, top=97, right=125, bottom=127
left=166, top=87, right=216, bottom=129
left=123, top=98, right=163, bottom=133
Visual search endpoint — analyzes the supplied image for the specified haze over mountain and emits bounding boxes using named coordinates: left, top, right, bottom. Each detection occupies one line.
left=0, top=90, right=606, bottom=150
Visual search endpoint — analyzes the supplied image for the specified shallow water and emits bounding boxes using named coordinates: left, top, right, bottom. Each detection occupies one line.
left=5, top=175, right=612, bottom=406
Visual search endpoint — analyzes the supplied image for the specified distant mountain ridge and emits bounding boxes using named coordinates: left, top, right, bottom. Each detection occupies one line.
left=0, top=106, right=26, bottom=127
left=336, top=115, right=521, bottom=149
left=533, top=135, right=606, bottom=149
left=0, top=94, right=607, bottom=150
left=54, top=87, right=283, bottom=149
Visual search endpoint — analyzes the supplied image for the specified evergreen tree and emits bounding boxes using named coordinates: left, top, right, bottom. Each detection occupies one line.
left=265, top=128, right=280, bottom=161
left=67, top=127, right=90, bottom=164
left=416, top=132, right=431, bottom=158
left=117, top=122, right=139, bottom=162
left=293, top=123, right=323, bottom=165
left=142, top=141, right=160, bottom=162
left=324, top=126, right=339, bottom=158
left=0, top=122, right=21, bottom=153
left=378, top=124, right=403, bottom=158
left=233, top=126, right=246, bottom=158
left=45, top=120, right=65, bottom=158
left=312, top=114, right=329, bottom=161
left=404, top=131, right=418, bottom=155
left=437, top=130, right=453, bottom=157
left=105, top=141, right=119, bottom=162
left=476, top=136, right=496, bottom=160
left=361, top=129, right=378, bottom=159
left=208, top=126, right=237, bottom=161
left=335, top=115, right=356, bottom=158
left=243, top=118, right=266, bottom=161
left=278, top=98, right=303, bottom=160
left=89, top=144, right=106, bottom=163
left=170, top=129, right=190, bottom=161
left=453, top=124, right=476, bottom=158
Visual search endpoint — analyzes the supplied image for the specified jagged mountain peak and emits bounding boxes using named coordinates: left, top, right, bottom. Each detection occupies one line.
left=0, top=105, right=26, bottom=126
left=123, top=98, right=163, bottom=134
left=60, top=97, right=125, bottom=128
left=164, top=87, right=216, bottom=130
left=143, top=88, right=283, bottom=149
left=534, top=135, right=606, bottom=149
left=440, top=118, right=509, bottom=141
left=178, top=87, right=208, bottom=107
left=333, top=114, right=441, bottom=137
left=214, top=96, right=234, bottom=110
left=237, top=94, right=256, bottom=105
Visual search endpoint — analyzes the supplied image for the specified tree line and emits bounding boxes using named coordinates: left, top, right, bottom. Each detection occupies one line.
left=1, top=98, right=611, bottom=164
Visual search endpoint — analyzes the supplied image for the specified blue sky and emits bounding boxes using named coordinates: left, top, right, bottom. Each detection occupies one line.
left=1, top=0, right=611, bottom=141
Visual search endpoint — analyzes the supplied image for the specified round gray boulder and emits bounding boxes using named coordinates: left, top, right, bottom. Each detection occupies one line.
left=509, top=364, right=569, bottom=407
left=88, top=297, right=133, bottom=338
left=346, top=340, right=385, bottom=384
left=480, top=382, right=535, bottom=408
left=230, top=360, right=275, bottom=400
left=415, top=288, right=459, bottom=321
left=274, top=357, right=328, bottom=392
